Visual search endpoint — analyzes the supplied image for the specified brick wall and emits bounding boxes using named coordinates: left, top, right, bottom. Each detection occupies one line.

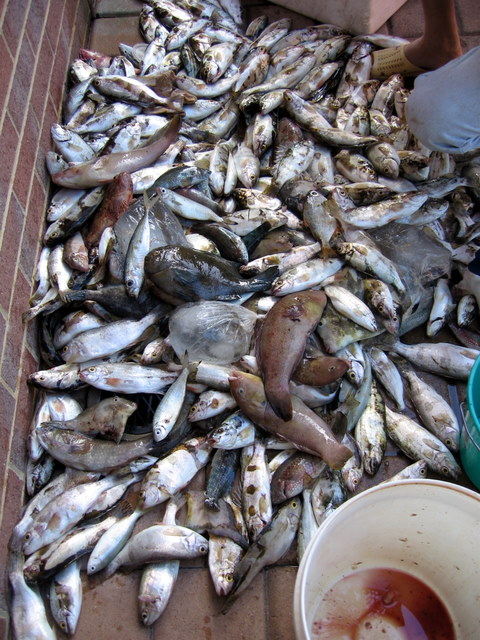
left=0, top=0, right=92, bottom=633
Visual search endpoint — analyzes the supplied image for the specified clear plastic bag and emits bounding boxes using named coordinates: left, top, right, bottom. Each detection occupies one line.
left=167, top=301, right=258, bottom=365
left=114, top=195, right=188, bottom=261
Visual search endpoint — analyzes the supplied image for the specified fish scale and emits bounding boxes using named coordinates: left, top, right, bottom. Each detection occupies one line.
left=10, top=2, right=480, bottom=635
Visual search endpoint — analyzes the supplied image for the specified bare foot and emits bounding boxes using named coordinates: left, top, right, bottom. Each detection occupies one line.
left=404, top=36, right=463, bottom=71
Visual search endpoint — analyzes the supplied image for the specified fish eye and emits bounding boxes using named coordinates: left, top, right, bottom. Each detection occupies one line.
left=141, top=612, right=149, bottom=621
left=126, top=279, right=134, bottom=287
left=88, top=366, right=96, bottom=372
left=62, top=346, right=68, bottom=352
left=38, top=375, right=46, bottom=381
left=24, top=532, right=31, bottom=541
left=60, top=622, right=67, bottom=630
left=226, top=573, right=234, bottom=582
left=445, top=438, right=453, bottom=447
left=291, top=500, right=298, bottom=509
left=199, top=544, right=207, bottom=553
left=420, top=467, right=427, bottom=476
left=328, top=365, right=336, bottom=372
left=113, top=396, right=119, bottom=402
left=441, top=466, right=449, bottom=476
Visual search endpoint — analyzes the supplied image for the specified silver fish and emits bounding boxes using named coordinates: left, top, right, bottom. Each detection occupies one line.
left=385, top=406, right=461, bottom=479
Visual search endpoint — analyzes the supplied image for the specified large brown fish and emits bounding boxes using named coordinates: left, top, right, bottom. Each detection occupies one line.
left=256, top=290, right=327, bottom=421
left=293, top=354, right=350, bottom=387
left=228, top=371, right=352, bottom=469
left=85, top=172, right=133, bottom=249
left=52, top=115, right=181, bottom=188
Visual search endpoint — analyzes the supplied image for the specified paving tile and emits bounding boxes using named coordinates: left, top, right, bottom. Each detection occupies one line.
left=95, top=0, right=141, bottom=17
left=266, top=566, right=297, bottom=640
left=89, top=16, right=143, bottom=55
left=389, top=0, right=424, bottom=38
left=72, top=572, right=150, bottom=639
left=456, top=0, right=480, bottom=33
left=461, top=33, right=480, bottom=52
left=152, top=567, right=267, bottom=640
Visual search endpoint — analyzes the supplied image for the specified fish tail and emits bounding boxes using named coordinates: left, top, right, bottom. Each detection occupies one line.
left=248, top=265, right=280, bottom=288
left=265, top=384, right=293, bottom=422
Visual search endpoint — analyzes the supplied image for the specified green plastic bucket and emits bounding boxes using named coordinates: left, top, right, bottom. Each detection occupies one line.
left=460, top=354, right=480, bottom=489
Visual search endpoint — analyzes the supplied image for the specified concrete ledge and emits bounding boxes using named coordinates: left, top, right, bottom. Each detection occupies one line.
left=268, top=0, right=409, bottom=35
left=94, top=0, right=140, bottom=17
left=89, top=16, right=142, bottom=55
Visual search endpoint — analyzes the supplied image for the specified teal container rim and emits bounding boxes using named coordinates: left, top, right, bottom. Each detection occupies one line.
left=467, top=355, right=480, bottom=431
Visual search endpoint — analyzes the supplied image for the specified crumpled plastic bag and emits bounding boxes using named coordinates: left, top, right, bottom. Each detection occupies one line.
left=369, top=222, right=452, bottom=309
left=167, top=301, right=258, bottom=365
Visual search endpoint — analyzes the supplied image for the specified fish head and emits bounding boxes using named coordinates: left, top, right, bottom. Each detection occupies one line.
left=207, top=424, right=234, bottom=448
left=228, top=371, right=266, bottom=412
left=139, top=484, right=164, bottom=510
left=212, top=568, right=236, bottom=597
left=79, top=364, right=108, bottom=385
left=138, top=594, right=164, bottom=626
left=22, top=520, right=48, bottom=555
left=184, top=531, right=209, bottom=556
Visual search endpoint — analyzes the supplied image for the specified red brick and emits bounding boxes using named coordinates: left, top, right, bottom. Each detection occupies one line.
left=36, top=97, right=58, bottom=187
left=0, top=194, right=24, bottom=313
left=13, top=109, right=40, bottom=210
left=63, top=0, right=81, bottom=46
left=0, top=112, right=19, bottom=221
left=71, top=0, right=92, bottom=57
left=7, top=35, right=35, bottom=133
left=10, top=356, right=38, bottom=469
left=0, top=468, right=25, bottom=610
left=25, top=0, right=50, bottom=53
left=49, top=30, right=71, bottom=115
left=0, top=382, right=16, bottom=487
left=30, top=35, right=55, bottom=124
left=1, top=0, right=29, bottom=60
left=21, top=174, right=47, bottom=281
left=1, top=270, right=30, bottom=391
left=0, top=35, right=14, bottom=120
left=45, top=0, right=66, bottom=51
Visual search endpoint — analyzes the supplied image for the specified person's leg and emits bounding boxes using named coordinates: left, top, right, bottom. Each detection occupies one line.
left=404, top=0, right=462, bottom=71
left=371, top=0, right=463, bottom=79
left=405, top=46, right=480, bottom=154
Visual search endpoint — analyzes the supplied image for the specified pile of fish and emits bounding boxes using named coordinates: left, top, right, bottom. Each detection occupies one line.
left=8, top=0, right=480, bottom=636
